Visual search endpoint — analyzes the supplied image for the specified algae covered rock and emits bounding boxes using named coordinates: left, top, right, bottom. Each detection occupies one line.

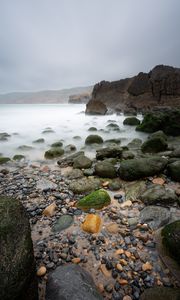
left=45, top=147, right=64, bottom=159
left=168, top=161, right=180, bottom=181
left=123, top=117, right=140, bottom=126
left=95, top=161, right=117, bottom=178
left=73, top=155, right=92, bottom=169
left=0, top=196, right=38, bottom=300
left=141, top=137, right=168, bottom=153
left=69, top=177, right=101, bottom=194
left=0, top=157, right=11, bottom=164
left=118, top=157, right=167, bottom=181
left=85, top=134, right=103, bottom=145
left=76, top=189, right=111, bottom=210
left=33, top=138, right=45, bottom=143
left=96, top=146, right=123, bottom=160
left=161, top=220, right=180, bottom=264
left=51, top=141, right=63, bottom=147
left=13, top=154, right=25, bottom=161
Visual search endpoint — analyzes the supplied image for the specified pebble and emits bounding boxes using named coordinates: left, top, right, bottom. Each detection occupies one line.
left=142, top=262, right=153, bottom=271
left=36, top=266, right=47, bottom=277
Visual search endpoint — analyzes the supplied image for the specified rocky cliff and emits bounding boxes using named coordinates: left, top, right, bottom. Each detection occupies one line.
left=68, top=92, right=91, bottom=104
left=86, top=65, right=180, bottom=113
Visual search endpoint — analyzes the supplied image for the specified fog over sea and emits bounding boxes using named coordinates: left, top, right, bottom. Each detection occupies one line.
left=0, top=104, right=148, bottom=161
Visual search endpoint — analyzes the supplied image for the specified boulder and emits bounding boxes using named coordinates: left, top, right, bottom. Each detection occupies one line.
left=140, top=185, right=179, bottom=205
left=95, top=161, right=117, bottom=178
left=168, top=161, right=180, bottom=181
left=161, top=220, right=180, bottom=264
left=69, top=177, right=101, bottom=194
left=44, top=147, right=64, bottom=159
left=118, top=157, right=167, bottom=181
left=150, top=130, right=167, bottom=141
left=73, top=155, right=92, bottom=169
left=46, top=264, right=103, bottom=300
left=0, top=196, right=38, bottom=300
left=121, top=150, right=135, bottom=160
left=51, top=141, right=63, bottom=147
left=85, top=135, right=103, bottom=145
left=0, top=157, right=10, bottom=164
left=141, top=137, right=168, bottom=153
left=127, top=138, right=142, bottom=149
left=76, top=189, right=111, bottom=210
left=123, top=117, right=140, bottom=126
left=88, top=127, right=97, bottom=131
left=57, top=151, right=84, bottom=166
left=140, top=287, right=180, bottom=300
left=85, top=99, right=107, bottom=115
left=96, top=146, right=123, bottom=160
left=13, top=154, right=25, bottom=161
left=170, top=147, right=180, bottom=158
left=139, top=206, right=170, bottom=229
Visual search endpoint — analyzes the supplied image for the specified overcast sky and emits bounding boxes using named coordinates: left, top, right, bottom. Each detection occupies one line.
left=0, top=0, right=180, bottom=93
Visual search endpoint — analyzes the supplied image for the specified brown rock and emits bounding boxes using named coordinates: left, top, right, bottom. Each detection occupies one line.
left=82, top=214, right=102, bottom=234
left=37, top=266, right=47, bottom=277
left=142, top=262, right=153, bottom=271
left=86, top=99, right=107, bottom=115
left=116, top=263, right=123, bottom=271
left=118, top=279, right=128, bottom=285
left=106, top=223, right=119, bottom=234
left=72, top=258, right=81, bottom=264
left=42, top=202, right=57, bottom=217
left=152, top=177, right=165, bottom=185
left=100, top=264, right=111, bottom=277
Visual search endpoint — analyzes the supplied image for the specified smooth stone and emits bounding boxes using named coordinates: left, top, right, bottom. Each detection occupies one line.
left=140, top=185, right=179, bottom=205
left=82, top=214, right=102, bottom=233
left=140, top=206, right=170, bottom=229
left=52, top=215, right=74, bottom=232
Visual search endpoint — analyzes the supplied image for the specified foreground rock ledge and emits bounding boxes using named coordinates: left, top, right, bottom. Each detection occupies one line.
left=0, top=196, right=38, bottom=300
left=46, top=264, right=103, bottom=300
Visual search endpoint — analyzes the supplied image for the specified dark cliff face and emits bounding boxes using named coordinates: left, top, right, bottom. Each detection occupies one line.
left=88, top=65, right=180, bottom=113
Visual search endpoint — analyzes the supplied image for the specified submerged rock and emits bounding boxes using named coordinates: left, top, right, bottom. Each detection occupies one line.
left=85, top=134, right=103, bottom=145
left=161, top=220, right=180, bottom=264
left=51, top=141, right=63, bottom=147
left=140, top=185, right=179, bottom=205
left=33, top=138, right=45, bottom=143
left=123, top=117, right=140, bottom=126
left=88, top=127, right=97, bottom=131
left=18, top=145, right=34, bottom=151
left=44, top=147, right=64, bottom=159
left=13, top=154, right=25, bottom=161
left=140, top=206, right=170, bottom=229
left=0, top=196, right=38, bottom=300
left=118, top=157, right=167, bottom=181
left=57, top=151, right=84, bottom=166
left=46, top=264, right=103, bottom=300
left=76, top=189, right=111, bottom=210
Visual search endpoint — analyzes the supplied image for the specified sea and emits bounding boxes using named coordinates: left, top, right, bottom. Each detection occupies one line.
left=0, top=104, right=148, bottom=161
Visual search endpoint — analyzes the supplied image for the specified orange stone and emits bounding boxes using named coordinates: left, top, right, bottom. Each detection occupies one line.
left=102, top=181, right=109, bottom=187
left=72, top=257, right=81, bottom=264
left=81, top=214, right=102, bottom=234
left=118, top=279, right=128, bottom=285
left=106, top=223, right=119, bottom=234
left=119, top=259, right=128, bottom=266
left=115, top=249, right=124, bottom=255
left=42, top=202, right=57, bottom=217
left=100, top=264, right=111, bottom=277
left=142, top=262, right=153, bottom=271
left=37, top=266, right=47, bottom=277
left=152, top=177, right=165, bottom=185
left=124, top=251, right=131, bottom=258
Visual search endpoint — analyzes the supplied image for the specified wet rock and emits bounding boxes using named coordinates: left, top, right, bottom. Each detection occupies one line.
left=169, top=147, right=180, bottom=158
left=161, top=220, right=180, bottom=264
left=0, top=196, right=38, bottom=300
left=52, top=215, right=74, bottom=232
left=67, top=169, right=84, bottom=179
left=42, top=128, right=55, bottom=134
left=121, top=150, right=135, bottom=160
left=140, top=206, right=170, bottom=229
left=82, top=214, right=102, bottom=233
left=33, top=138, right=45, bottom=143
left=150, top=130, right=167, bottom=141
left=17, top=145, right=34, bottom=150
left=83, top=168, right=94, bottom=176
left=85, top=134, right=104, bottom=145
left=140, top=185, right=179, bottom=205
left=95, top=161, right=117, bottom=178
left=44, top=147, right=64, bottom=159
left=109, top=178, right=122, bottom=191
left=65, top=144, right=77, bottom=153
left=125, top=181, right=146, bottom=201
left=127, top=138, right=142, bottom=149
left=57, top=151, right=84, bottom=166
left=76, top=189, right=111, bottom=210
left=0, top=157, right=11, bottom=164
left=140, top=287, right=180, bottom=300
left=73, top=155, right=92, bottom=169
left=37, top=266, right=47, bottom=277
left=46, top=264, right=103, bottom=300
left=13, top=154, right=25, bottom=161
left=96, top=146, right=123, bottom=160
left=106, top=123, right=120, bottom=131
left=69, top=177, right=101, bottom=194
left=168, top=161, right=180, bottom=181
left=141, top=137, right=168, bottom=153
left=123, top=117, right=140, bottom=126
left=51, top=141, right=63, bottom=147
left=86, top=99, right=107, bottom=115
left=37, top=178, right=57, bottom=191
left=118, top=157, right=167, bottom=181
left=43, top=202, right=57, bottom=217
left=88, top=127, right=97, bottom=131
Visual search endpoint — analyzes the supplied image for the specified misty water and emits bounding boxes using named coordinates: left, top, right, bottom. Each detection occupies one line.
left=0, top=104, right=148, bottom=161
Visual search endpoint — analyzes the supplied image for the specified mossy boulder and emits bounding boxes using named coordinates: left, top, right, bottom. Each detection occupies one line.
left=161, top=221, right=180, bottom=264
left=0, top=196, right=38, bottom=300
left=150, top=130, right=167, bottom=141
left=44, top=147, right=64, bottom=159
left=118, top=157, right=167, bottom=181
left=136, top=109, right=180, bottom=136
left=121, top=150, right=135, bottom=160
left=85, top=135, right=103, bottom=145
left=13, top=154, right=25, bottom=161
left=76, top=189, right=111, bottom=210
left=51, top=141, right=63, bottom=147
left=168, top=161, right=180, bottom=181
left=69, top=177, right=101, bottom=194
left=95, top=161, right=117, bottom=178
left=140, top=287, right=180, bottom=300
left=88, top=127, right=97, bottom=131
left=96, top=146, right=123, bottom=160
left=73, top=155, right=92, bottom=169
left=141, top=137, right=168, bottom=153
left=33, top=138, right=45, bottom=143
left=123, top=117, right=140, bottom=126
left=0, top=157, right=10, bottom=164
left=140, top=185, right=179, bottom=205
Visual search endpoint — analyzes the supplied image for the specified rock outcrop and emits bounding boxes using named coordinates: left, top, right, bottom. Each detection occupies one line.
left=86, top=99, right=107, bottom=115
left=69, top=92, right=91, bottom=104
left=86, top=65, right=180, bottom=113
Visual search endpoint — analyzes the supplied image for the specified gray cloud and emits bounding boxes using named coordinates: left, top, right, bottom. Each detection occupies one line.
left=0, top=0, right=180, bottom=93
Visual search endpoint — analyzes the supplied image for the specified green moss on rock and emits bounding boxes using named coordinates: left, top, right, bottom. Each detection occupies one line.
left=0, top=157, right=10, bottom=164
left=77, top=189, right=111, bottom=210
left=13, top=154, right=25, bottom=161
left=51, top=141, right=63, bottom=147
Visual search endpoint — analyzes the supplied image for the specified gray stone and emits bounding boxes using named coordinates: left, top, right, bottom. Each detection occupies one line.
left=69, top=177, right=101, bottom=194
left=95, top=161, right=117, bottom=178
left=73, top=155, right=92, bottom=169
left=140, top=206, right=170, bottom=229
left=37, top=179, right=57, bottom=191
left=96, top=146, right=123, bottom=160
left=46, top=264, right=103, bottom=300
left=52, top=215, right=74, bottom=232
left=140, top=185, right=179, bottom=205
